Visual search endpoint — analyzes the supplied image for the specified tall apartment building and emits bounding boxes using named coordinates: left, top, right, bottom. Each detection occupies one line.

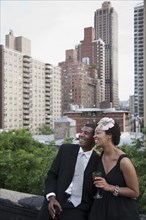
left=51, top=65, right=62, bottom=126
left=134, top=3, right=144, bottom=119
left=0, top=31, right=61, bottom=133
left=144, top=0, right=146, bottom=128
left=59, top=49, right=101, bottom=113
left=129, top=95, right=134, bottom=115
left=76, top=27, right=105, bottom=102
left=94, top=1, right=119, bottom=109
left=5, top=30, right=31, bottom=55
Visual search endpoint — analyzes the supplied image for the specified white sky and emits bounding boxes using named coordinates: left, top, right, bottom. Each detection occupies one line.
left=0, top=0, right=143, bottom=101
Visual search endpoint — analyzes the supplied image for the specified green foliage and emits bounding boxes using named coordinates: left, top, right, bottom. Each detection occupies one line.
left=0, top=129, right=58, bottom=195
left=91, top=63, right=97, bottom=69
left=142, top=127, right=146, bottom=135
left=63, top=137, right=74, bottom=144
left=141, top=127, right=146, bottom=148
left=38, top=124, right=54, bottom=135
left=121, top=140, right=146, bottom=214
left=0, top=129, right=145, bottom=214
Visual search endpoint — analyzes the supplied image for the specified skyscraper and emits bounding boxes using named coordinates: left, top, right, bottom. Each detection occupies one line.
left=0, top=31, right=62, bottom=133
left=94, top=1, right=119, bottom=109
left=144, top=0, right=146, bottom=128
left=76, top=27, right=105, bottom=103
left=134, top=3, right=144, bottom=119
left=59, top=49, right=101, bottom=113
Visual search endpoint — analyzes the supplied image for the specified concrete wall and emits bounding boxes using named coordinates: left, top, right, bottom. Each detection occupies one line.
left=0, top=188, right=44, bottom=220
left=0, top=188, right=146, bottom=220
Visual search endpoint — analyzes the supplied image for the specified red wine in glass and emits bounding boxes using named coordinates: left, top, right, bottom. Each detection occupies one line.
left=53, top=204, right=61, bottom=219
left=92, top=171, right=103, bottom=199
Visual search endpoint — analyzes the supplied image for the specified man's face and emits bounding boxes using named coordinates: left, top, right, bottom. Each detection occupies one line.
left=79, top=126, right=95, bottom=151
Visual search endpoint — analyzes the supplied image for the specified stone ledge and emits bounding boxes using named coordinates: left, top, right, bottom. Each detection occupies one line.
left=0, top=188, right=44, bottom=220
left=0, top=188, right=44, bottom=210
left=0, top=188, right=146, bottom=220
left=140, top=214, right=146, bottom=220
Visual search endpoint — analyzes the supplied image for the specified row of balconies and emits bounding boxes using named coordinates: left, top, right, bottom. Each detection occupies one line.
left=23, top=85, right=29, bottom=90
left=23, top=55, right=32, bottom=59
left=23, top=88, right=30, bottom=94
left=45, top=96, right=51, bottom=101
left=45, top=78, right=51, bottom=83
left=23, top=68, right=32, bottom=73
left=23, top=115, right=30, bottom=119
left=23, top=62, right=32, bottom=68
left=45, top=63, right=52, bottom=69
left=23, top=78, right=30, bottom=83
left=23, top=94, right=30, bottom=99
left=23, top=99, right=29, bottom=104
left=45, top=69, right=52, bottom=74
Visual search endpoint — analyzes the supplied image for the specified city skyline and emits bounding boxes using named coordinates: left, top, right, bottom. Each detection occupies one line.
left=1, top=0, right=143, bottom=101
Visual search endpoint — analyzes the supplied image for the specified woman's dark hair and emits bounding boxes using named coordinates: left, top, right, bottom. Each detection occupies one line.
left=105, top=121, right=121, bottom=145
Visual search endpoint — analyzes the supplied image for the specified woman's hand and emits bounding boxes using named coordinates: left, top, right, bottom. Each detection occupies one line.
left=94, top=177, right=113, bottom=192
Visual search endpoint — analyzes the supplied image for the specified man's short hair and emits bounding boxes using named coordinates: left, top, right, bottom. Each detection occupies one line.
left=83, top=123, right=96, bottom=135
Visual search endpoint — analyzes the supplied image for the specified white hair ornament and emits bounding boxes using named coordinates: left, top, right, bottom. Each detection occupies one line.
left=97, top=117, right=115, bottom=131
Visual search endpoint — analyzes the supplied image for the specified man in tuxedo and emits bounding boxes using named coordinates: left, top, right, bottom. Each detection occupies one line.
left=37, top=124, right=100, bottom=220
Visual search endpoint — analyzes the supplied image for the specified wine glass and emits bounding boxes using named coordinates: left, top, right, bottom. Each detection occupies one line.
left=92, top=171, right=103, bottom=199
left=53, top=204, right=61, bottom=219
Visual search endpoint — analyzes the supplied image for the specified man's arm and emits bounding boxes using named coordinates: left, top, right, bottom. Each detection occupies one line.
left=43, top=145, right=64, bottom=218
left=44, top=145, right=64, bottom=195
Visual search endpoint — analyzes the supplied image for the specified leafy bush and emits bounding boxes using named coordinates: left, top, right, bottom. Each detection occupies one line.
left=38, top=124, right=54, bottom=135
left=0, top=129, right=57, bottom=195
left=0, top=129, right=145, bottom=214
left=121, top=139, right=146, bottom=214
left=63, top=137, right=74, bottom=144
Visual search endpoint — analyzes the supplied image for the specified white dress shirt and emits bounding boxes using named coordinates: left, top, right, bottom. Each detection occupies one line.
left=46, top=147, right=93, bottom=201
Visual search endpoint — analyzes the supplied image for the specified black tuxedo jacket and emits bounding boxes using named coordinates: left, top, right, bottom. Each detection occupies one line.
left=44, top=144, right=100, bottom=211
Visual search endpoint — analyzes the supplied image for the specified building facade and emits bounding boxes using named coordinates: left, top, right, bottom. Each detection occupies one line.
left=64, top=108, right=131, bottom=133
left=51, top=65, right=62, bottom=127
left=76, top=27, right=105, bottom=102
left=5, top=30, right=31, bottom=56
left=94, top=1, right=119, bottom=109
left=59, top=49, right=101, bottom=113
left=0, top=31, right=62, bottom=133
left=134, top=3, right=144, bottom=120
left=129, top=95, right=134, bottom=115
left=144, top=0, right=146, bottom=128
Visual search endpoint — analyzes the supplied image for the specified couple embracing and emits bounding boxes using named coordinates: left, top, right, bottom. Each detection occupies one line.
left=37, top=117, right=140, bottom=220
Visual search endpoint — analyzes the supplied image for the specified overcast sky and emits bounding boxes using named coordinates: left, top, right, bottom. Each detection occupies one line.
left=0, top=0, right=143, bottom=101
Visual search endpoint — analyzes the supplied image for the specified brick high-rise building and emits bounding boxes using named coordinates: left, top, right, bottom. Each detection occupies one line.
left=59, top=49, right=101, bottom=113
left=76, top=27, right=105, bottom=102
left=94, top=1, right=119, bottom=109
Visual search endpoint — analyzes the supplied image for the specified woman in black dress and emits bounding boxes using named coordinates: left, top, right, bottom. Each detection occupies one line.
left=89, top=117, right=140, bottom=220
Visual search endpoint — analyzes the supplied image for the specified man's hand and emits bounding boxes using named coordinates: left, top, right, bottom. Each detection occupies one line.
left=48, top=196, right=62, bottom=219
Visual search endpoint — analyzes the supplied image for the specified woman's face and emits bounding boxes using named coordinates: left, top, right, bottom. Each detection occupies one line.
left=94, top=128, right=111, bottom=147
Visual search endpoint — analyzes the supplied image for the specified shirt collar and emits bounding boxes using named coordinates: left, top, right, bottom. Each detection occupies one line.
left=79, top=147, right=93, bottom=159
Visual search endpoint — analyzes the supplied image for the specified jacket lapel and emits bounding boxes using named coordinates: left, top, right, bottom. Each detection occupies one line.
left=84, top=150, right=98, bottom=177
left=68, top=145, right=80, bottom=181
